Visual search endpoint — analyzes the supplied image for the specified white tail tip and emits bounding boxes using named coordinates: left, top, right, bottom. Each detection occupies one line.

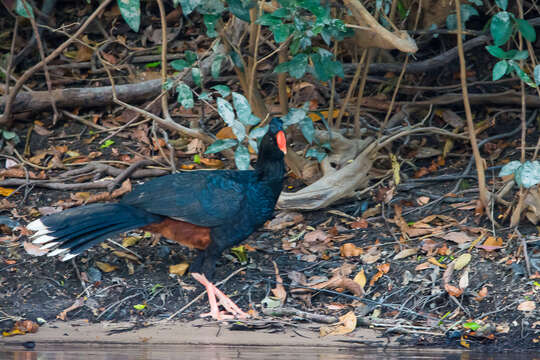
left=27, top=219, right=47, bottom=232
left=61, top=253, right=78, bottom=261
left=47, top=248, right=69, bottom=257
left=32, top=234, right=57, bottom=245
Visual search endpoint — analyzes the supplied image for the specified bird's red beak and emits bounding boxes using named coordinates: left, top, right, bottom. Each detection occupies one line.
left=276, top=130, right=287, bottom=154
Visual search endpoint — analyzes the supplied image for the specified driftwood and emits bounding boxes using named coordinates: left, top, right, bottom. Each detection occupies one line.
left=277, top=142, right=377, bottom=210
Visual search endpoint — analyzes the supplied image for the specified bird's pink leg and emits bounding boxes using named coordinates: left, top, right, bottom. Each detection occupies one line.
left=192, top=273, right=249, bottom=320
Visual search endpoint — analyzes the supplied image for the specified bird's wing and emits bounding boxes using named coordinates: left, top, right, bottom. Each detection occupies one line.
left=121, top=171, right=253, bottom=227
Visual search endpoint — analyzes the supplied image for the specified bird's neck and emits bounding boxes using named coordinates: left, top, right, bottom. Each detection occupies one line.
left=255, top=154, right=285, bottom=183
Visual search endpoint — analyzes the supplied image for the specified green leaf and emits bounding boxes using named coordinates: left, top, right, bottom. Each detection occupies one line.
left=272, top=8, right=290, bottom=18
left=145, top=61, right=161, bottom=68
left=176, top=83, right=194, bottom=109
left=516, top=19, right=536, bottom=42
left=118, top=0, right=141, bottom=32
left=15, top=0, right=34, bottom=18
left=485, top=45, right=506, bottom=59
left=282, top=108, right=307, bottom=127
left=2, top=130, right=17, bottom=140
left=534, top=65, right=540, bottom=86
left=305, top=147, right=327, bottom=162
left=310, top=50, right=344, bottom=81
left=495, top=0, right=507, bottom=10
left=191, top=67, right=202, bottom=87
left=515, top=160, right=540, bottom=188
left=203, top=14, right=219, bottom=38
left=179, top=0, right=201, bottom=16
left=509, top=61, right=535, bottom=87
left=299, top=117, right=315, bottom=144
left=211, top=55, right=225, bottom=78
left=150, top=284, right=163, bottom=294
left=163, top=79, right=174, bottom=91
left=235, top=145, right=250, bottom=170
left=229, top=51, right=244, bottom=70
left=228, top=0, right=252, bottom=22
left=193, top=154, right=201, bottom=164
left=271, top=23, right=292, bottom=43
left=468, top=0, right=482, bottom=5
left=133, top=304, right=146, bottom=310
left=256, top=13, right=282, bottom=26
left=492, top=60, right=508, bottom=81
left=278, top=53, right=309, bottom=79
left=217, top=98, right=236, bottom=125
left=198, top=91, right=212, bottom=101
left=100, top=139, right=115, bottom=149
left=249, top=124, right=269, bottom=139
left=460, top=4, right=478, bottom=24
left=499, top=160, right=522, bottom=177
left=205, top=139, right=238, bottom=154
left=230, top=119, right=246, bottom=142
left=171, top=59, right=189, bottom=71
left=184, top=50, right=198, bottom=65
left=232, top=92, right=252, bottom=122
left=211, top=84, right=231, bottom=97
left=490, top=11, right=512, bottom=46
left=511, top=50, right=529, bottom=60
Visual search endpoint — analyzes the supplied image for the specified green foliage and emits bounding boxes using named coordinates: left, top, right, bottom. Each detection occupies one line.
left=1, top=130, right=20, bottom=144
left=176, top=83, right=194, bottom=109
left=100, top=139, right=115, bottom=149
left=117, top=0, right=140, bottom=32
left=484, top=6, right=537, bottom=87
left=257, top=0, right=351, bottom=81
left=15, top=0, right=34, bottom=18
left=499, top=160, right=540, bottom=188
left=206, top=93, right=268, bottom=170
left=282, top=106, right=330, bottom=162
left=446, top=4, right=478, bottom=30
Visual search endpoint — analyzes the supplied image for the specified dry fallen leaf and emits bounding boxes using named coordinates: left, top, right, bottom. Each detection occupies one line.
left=169, top=263, right=189, bottom=276
left=265, top=211, right=304, bottom=230
left=393, top=247, right=418, bottom=260
left=517, top=301, right=536, bottom=312
left=353, top=268, right=366, bottom=289
left=340, top=243, right=363, bottom=257
left=442, top=231, right=472, bottom=244
left=0, top=187, right=15, bottom=197
left=459, top=269, right=469, bottom=290
left=428, top=257, right=447, bottom=268
left=320, top=311, right=357, bottom=336
left=23, top=241, right=48, bottom=256
left=95, top=261, right=118, bottom=273
left=444, top=283, right=463, bottom=297
left=475, top=286, right=488, bottom=301
left=454, top=253, right=472, bottom=270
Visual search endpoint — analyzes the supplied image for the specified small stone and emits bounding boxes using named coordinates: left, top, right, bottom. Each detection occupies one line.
left=157, top=245, right=170, bottom=259
left=87, top=267, right=102, bottom=283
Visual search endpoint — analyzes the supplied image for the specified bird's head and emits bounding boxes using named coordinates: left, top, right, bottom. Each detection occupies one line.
left=268, top=117, right=287, bottom=155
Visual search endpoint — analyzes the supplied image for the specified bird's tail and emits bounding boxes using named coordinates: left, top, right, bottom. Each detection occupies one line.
left=27, top=203, right=163, bottom=261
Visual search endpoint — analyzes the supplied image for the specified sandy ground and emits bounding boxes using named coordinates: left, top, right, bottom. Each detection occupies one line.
left=0, top=319, right=396, bottom=347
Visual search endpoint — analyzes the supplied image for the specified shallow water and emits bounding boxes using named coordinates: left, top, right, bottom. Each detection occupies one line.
left=0, top=345, right=539, bottom=360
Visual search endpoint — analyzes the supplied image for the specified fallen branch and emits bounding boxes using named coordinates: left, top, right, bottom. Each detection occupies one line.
left=277, top=142, right=377, bottom=210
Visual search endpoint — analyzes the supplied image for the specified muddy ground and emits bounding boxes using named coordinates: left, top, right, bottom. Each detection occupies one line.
left=0, top=119, right=539, bottom=352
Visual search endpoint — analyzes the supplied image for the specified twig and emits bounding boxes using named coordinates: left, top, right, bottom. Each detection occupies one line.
left=21, top=0, right=59, bottom=124
left=455, top=0, right=489, bottom=212
left=377, top=55, right=409, bottom=140
left=0, top=0, right=114, bottom=124
left=107, top=159, right=160, bottom=193
left=62, top=110, right=108, bottom=131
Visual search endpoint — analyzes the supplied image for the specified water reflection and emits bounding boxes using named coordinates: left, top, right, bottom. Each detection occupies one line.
left=1, top=345, right=538, bottom=360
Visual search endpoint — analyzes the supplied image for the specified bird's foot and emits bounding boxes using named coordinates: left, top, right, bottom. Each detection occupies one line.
left=191, top=272, right=249, bottom=321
